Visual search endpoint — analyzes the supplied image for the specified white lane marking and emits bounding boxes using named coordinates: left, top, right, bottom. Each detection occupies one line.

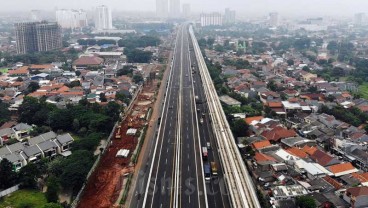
left=166, top=158, right=168, bottom=164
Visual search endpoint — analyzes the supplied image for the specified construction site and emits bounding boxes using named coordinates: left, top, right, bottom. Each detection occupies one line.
left=77, top=64, right=164, bottom=208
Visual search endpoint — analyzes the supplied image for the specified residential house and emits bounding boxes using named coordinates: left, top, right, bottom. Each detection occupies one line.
left=261, top=126, right=296, bottom=143
left=12, top=123, right=32, bottom=141
left=55, top=133, right=74, bottom=156
left=309, top=149, right=340, bottom=167
left=0, top=128, right=15, bottom=146
left=300, top=70, right=317, bottom=82
left=38, top=140, right=59, bottom=158
left=73, top=55, right=104, bottom=70
left=251, top=140, right=272, bottom=151
left=8, top=66, right=29, bottom=77
left=23, top=145, right=43, bottom=163
left=219, top=95, right=241, bottom=107
left=344, top=186, right=368, bottom=208
left=328, top=163, right=359, bottom=177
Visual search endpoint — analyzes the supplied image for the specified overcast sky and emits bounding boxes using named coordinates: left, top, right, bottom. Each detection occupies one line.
left=1, top=0, right=368, bottom=17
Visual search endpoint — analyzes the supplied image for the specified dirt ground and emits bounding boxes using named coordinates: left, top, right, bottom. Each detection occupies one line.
left=77, top=76, right=160, bottom=208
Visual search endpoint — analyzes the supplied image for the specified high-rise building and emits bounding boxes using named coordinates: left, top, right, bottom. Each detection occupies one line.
left=269, top=12, right=279, bottom=27
left=200, top=13, right=223, bottom=27
left=15, top=21, right=62, bottom=54
left=30, top=10, right=41, bottom=21
left=224, top=8, right=236, bottom=24
left=354, top=13, right=365, bottom=26
left=56, top=9, right=88, bottom=29
left=169, top=0, right=180, bottom=18
left=182, top=4, right=190, bottom=18
left=156, top=0, right=169, bottom=18
left=94, top=5, right=113, bottom=30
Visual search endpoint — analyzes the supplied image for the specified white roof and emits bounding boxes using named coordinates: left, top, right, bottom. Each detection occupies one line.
left=295, top=160, right=333, bottom=176
left=282, top=101, right=301, bottom=109
left=275, top=149, right=299, bottom=161
left=116, top=149, right=130, bottom=158
left=126, top=128, right=137, bottom=135
left=333, top=167, right=359, bottom=177
left=301, top=106, right=311, bottom=111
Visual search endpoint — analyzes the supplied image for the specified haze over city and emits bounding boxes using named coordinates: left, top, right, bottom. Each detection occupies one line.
left=1, top=0, right=368, bottom=17
left=3, top=0, right=368, bottom=208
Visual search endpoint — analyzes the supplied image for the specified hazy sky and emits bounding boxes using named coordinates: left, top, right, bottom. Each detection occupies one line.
left=1, top=0, right=368, bottom=17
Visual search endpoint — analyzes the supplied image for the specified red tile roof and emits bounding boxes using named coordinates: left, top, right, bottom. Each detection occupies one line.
left=8, top=66, right=29, bottom=75
left=267, top=102, right=283, bottom=108
left=310, top=149, right=336, bottom=167
left=346, top=186, right=368, bottom=198
left=254, top=152, right=277, bottom=162
left=328, top=163, right=356, bottom=174
left=29, top=64, right=53, bottom=69
left=286, top=147, right=308, bottom=158
left=323, top=176, right=343, bottom=190
left=352, top=172, right=368, bottom=183
left=73, top=56, right=104, bottom=66
left=245, top=116, right=264, bottom=125
left=252, top=140, right=272, bottom=150
left=261, top=126, right=296, bottom=142
left=302, top=146, right=318, bottom=155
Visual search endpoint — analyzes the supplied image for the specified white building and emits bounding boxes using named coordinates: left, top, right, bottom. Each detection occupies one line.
left=30, top=10, right=41, bottom=21
left=224, top=8, right=236, bottom=24
left=354, top=13, right=365, bottom=26
left=156, top=0, right=169, bottom=18
left=269, top=12, right=279, bottom=27
left=56, top=9, right=88, bottom=29
left=95, top=5, right=113, bottom=30
left=182, top=4, right=191, bottom=18
left=169, top=0, right=180, bottom=18
left=200, top=12, right=223, bottom=27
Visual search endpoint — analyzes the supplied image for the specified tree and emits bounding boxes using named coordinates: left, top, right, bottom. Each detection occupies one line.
left=45, top=176, right=60, bottom=203
left=296, top=196, right=317, bottom=208
left=43, top=203, right=63, bottom=208
left=60, top=150, right=94, bottom=191
left=0, top=101, right=11, bottom=125
left=302, top=66, right=310, bottom=72
left=133, top=74, right=144, bottom=84
left=287, top=59, right=294, bottom=66
left=0, top=159, right=18, bottom=189
left=232, top=119, right=249, bottom=137
left=18, top=163, right=41, bottom=189
left=125, top=49, right=152, bottom=63
left=75, top=70, right=81, bottom=76
left=27, top=82, right=40, bottom=93
left=65, top=80, right=80, bottom=88
left=99, top=93, right=107, bottom=102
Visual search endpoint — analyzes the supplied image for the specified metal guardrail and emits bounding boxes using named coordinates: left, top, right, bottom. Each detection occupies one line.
left=189, top=27, right=261, bottom=208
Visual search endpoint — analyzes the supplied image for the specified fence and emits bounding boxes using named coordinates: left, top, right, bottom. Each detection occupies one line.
left=0, top=184, right=19, bottom=198
left=70, top=85, right=143, bottom=208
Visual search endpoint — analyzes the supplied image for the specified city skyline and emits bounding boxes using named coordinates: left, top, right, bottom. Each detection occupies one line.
left=1, top=0, right=368, bottom=17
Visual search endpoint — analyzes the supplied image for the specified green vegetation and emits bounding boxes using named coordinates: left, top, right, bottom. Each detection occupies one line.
left=0, top=67, right=8, bottom=74
left=296, top=196, right=317, bottom=208
left=2, top=50, right=78, bottom=65
left=119, top=174, right=133, bottom=205
left=0, top=159, right=18, bottom=189
left=0, top=101, right=11, bottom=126
left=359, top=82, right=368, bottom=99
left=118, top=35, right=161, bottom=49
left=77, top=39, right=116, bottom=46
left=125, top=48, right=153, bottom=63
left=0, top=189, right=47, bottom=208
left=18, top=97, right=120, bottom=134
left=319, top=105, right=368, bottom=127
left=223, top=58, right=251, bottom=69
left=116, top=65, right=136, bottom=77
